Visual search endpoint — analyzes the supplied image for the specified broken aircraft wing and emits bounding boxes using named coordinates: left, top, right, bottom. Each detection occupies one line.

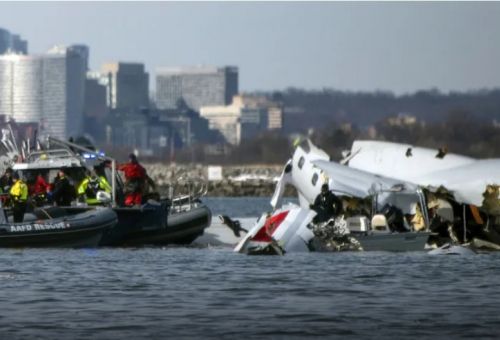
left=347, top=140, right=475, bottom=181
left=345, top=140, right=500, bottom=213
left=415, top=159, right=500, bottom=208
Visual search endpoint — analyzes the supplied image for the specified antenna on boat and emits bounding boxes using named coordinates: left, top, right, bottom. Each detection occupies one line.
left=7, top=123, right=19, bottom=155
left=21, top=140, right=26, bottom=161
left=1, top=127, right=17, bottom=155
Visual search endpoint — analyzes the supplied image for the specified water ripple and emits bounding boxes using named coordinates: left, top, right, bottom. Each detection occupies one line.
left=2, top=247, right=498, bottom=338
left=0, top=197, right=499, bottom=338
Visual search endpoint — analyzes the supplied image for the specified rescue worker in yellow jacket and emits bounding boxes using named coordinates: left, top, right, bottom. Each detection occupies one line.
left=77, top=170, right=112, bottom=205
left=9, top=172, right=28, bottom=223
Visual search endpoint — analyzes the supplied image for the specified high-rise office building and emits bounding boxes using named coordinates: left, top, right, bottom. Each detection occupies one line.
left=200, top=95, right=274, bottom=145
left=10, top=35, right=28, bottom=55
left=100, top=62, right=149, bottom=109
left=0, top=45, right=87, bottom=139
left=70, top=45, right=89, bottom=70
left=83, top=72, right=109, bottom=142
left=0, top=29, right=9, bottom=54
left=84, top=73, right=108, bottom=121
left=155, top=66, right=238, bottom=111
left=0, top=28, right=28, bottom=55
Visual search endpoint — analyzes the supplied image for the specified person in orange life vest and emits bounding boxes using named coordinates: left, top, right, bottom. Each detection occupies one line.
left=118, top=153, right=147, bottom=206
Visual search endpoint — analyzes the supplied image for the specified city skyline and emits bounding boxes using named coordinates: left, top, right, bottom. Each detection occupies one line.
left=0, top=2, right=499, bottom=94
left=0, top=45, right=87, bottom=139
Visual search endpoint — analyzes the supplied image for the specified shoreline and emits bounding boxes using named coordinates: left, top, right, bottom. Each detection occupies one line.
left=145, top=163, right=296, bottom=197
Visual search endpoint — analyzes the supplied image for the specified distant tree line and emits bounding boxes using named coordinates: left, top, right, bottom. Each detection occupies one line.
left=312, top=110, right=500, bottom=160
left=268, top=87, right=500, bottom=133
left=162, top=88, right=500, bottom=164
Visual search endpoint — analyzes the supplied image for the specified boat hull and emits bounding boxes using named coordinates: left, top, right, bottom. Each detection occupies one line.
left=0, top=208, right=117, bottom=248
left=101, top=204, right=212, bottom=246
left=353, top=232, right=431, bottom=252
left=63, top=201, right=212, bottom=247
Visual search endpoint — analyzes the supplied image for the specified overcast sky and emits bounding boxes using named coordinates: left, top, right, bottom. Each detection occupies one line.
left=0, top=2, right=499, bottom=94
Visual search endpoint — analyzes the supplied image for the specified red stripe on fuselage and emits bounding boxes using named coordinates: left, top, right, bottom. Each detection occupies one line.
left=251, top=211, right=290, bottom=242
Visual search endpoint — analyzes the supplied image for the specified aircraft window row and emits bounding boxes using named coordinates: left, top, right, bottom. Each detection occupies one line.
left=298, top=156, right=305, bottom=169
left=311, top=173, right=318, bottom=186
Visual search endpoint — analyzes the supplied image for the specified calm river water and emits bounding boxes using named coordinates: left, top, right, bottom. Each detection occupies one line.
left=0, top=197, right=499, bottom=339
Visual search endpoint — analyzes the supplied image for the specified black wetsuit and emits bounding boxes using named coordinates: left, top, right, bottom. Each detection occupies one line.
left=52, top=176, right=75, bottom=206
left=0, top=174, right=13, bottom=193
left=311, top=191, right=342, bottom=223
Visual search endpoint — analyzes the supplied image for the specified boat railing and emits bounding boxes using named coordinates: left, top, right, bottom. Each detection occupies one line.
left=26, top=149, right=75, bottom=160
left=19, top=136, right=209, bottom=213
left=24, top=149, right=83, bottom=166
left=166, top=174, right=208, bottom=213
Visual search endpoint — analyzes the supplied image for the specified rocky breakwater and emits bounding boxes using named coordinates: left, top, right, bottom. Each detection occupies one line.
left=144, top=163, right=297, bottom=197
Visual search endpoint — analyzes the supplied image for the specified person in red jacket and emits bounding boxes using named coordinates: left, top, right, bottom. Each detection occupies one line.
left=28, top=172, right=50, bottom=206
left=118, top=153, right=147, bottom=206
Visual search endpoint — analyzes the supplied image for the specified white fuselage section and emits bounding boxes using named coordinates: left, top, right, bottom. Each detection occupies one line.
left=347, top=140, right=500, bottom=207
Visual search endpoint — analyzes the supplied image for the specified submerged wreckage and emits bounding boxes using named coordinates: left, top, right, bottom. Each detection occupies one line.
left=234, top=139, right=500, bottom=255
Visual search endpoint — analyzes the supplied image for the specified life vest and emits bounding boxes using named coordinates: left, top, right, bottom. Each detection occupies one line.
left=87, top=177, right=100, bottom=197
left=78, top=176, right=111, bottom=199
left=10, top=180, right=28, bottom=202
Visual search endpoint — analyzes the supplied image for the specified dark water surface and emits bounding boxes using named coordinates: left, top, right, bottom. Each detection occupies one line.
left=1, top=198, right=499, bottom=339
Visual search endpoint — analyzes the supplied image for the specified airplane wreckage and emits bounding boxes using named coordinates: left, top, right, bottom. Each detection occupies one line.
left=231, top=139, right=500, bottom=255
